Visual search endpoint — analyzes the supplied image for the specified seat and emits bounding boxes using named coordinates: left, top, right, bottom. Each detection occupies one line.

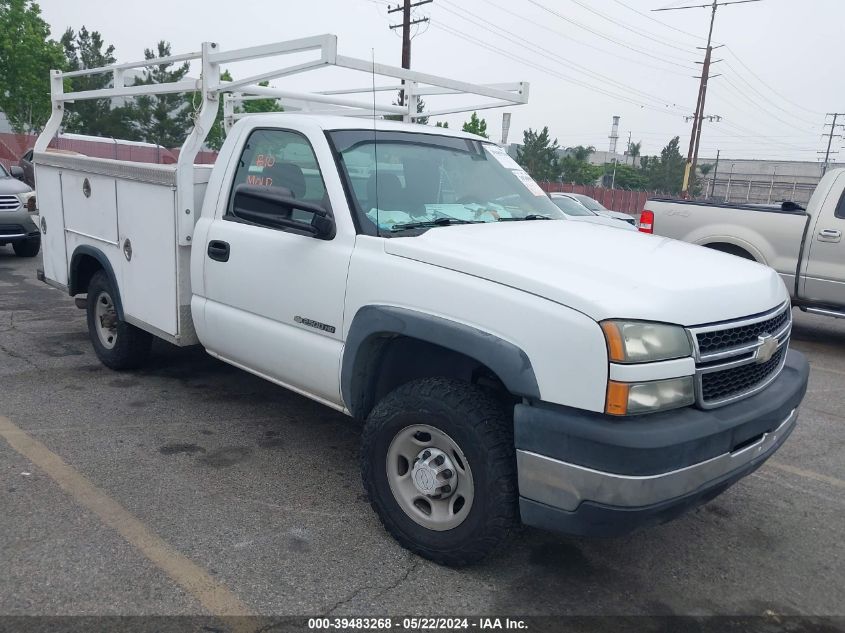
left=263, top=162, right=306, bottom=198
left=366, top=173, right=405, bottom=211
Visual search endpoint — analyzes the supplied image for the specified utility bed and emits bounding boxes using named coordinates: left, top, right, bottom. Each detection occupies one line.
left=37, top=152, right=211, bottom=344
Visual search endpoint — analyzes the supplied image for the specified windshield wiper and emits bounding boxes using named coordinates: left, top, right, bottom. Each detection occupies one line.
left=389, top=217, right=483, bottom=232
left=497, top=214, right=553, bottom=221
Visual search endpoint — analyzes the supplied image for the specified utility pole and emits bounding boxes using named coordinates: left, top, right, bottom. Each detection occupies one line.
left=389, top=0, right=432, bottom=106
left=820, top=113, right=844, bottom=176
left=626, top=130, right=632, bottom=165
left=708, top=149, right=720, bottom=198
left=655, top=0, right=761, bottom=197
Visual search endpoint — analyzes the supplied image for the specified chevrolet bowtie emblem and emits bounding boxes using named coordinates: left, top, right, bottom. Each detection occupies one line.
left=755, top=334, right=778, bottom=364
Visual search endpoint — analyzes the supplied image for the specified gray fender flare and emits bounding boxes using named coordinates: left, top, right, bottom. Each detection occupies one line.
left=341, top=305, right=540, bottom=417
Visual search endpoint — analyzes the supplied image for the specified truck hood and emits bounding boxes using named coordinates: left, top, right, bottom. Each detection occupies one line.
left=384, top=221, right=787, bottom=325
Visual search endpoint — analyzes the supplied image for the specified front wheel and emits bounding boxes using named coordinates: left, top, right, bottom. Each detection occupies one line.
left=361, top=378, right=518, bottom=566
left=86, top=270, right=152, bottom=370
left=12, top=236, right=40, bottom=258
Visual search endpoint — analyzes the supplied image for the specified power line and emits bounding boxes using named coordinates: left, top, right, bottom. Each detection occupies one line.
left=484, top=0, right=695, bottom=77
left=565, top=0, right=696, bottom=52
left=430, top=21, right=688, bottom=116
left=525, top=0, right=700, bottom=68
left=611, top=0, right=712, bottom=43
left=723, top=46, right=825, bottom=117
left=438, top=0, right=691, bottom=112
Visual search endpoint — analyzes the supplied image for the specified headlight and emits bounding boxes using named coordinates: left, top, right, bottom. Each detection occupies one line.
left=606, top=376, right=695, bottom=415
left=17, top=191, right=35, bottom=210
left=601, top=320, right=691, bottom=363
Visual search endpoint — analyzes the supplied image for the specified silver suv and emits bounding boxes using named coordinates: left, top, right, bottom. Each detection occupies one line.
left=0, top=163, right=40, bottom=257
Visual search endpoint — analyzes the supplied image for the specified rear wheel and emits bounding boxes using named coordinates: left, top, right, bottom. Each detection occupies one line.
left=12, top=236, right=40, bottom=258
left=86, top=270, right=152, bottom=370
left=361, top=377, right=517, bottom=566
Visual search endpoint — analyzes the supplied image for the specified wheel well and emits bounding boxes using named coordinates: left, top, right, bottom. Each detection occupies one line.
left=703, top=242, right=756, bottom=261
left=70, top=254, right=104, bottom=295
left=350, top=335, right=512, bottom=420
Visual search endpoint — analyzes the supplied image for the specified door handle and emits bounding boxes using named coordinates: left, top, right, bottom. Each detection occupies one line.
left=818, top=229, right=842, bottom=243
left=207, top=240, right=230, bottom=262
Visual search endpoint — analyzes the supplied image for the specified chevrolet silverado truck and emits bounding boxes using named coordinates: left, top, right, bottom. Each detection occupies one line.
left=33, top=37, right=809, bottom=566
left=641, top=169, right=845, bottom=319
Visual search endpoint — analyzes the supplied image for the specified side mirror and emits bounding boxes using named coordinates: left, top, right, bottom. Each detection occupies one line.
left=10, top=166, right=24, bottom=180
left=231, top=184, right=335, bottom=240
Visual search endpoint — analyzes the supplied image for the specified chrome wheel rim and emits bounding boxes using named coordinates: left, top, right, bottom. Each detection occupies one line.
left=94, top=290, right=118, bottom=350
left=386, top=424, right=474, bottom=531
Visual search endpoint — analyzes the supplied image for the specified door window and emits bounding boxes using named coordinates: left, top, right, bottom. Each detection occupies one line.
left=226, top=129, right=329, bottom=224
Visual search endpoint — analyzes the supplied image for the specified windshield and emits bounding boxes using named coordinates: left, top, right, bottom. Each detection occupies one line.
left=573, top=194, right=607, bottom=212
left=0, top=163, right=8, bottom=177
left=328, top=130, right=565, bottom=235
left=551, top=196, right=596, bottom=217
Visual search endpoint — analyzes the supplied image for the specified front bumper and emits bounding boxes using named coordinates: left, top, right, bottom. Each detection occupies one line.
left=515, top=349, right=809, bottom=537
left=0, top=210, right=39, bottom=243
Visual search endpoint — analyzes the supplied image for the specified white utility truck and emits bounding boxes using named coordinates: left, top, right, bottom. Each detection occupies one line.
left=35, top=36, right=809, bottom=566
left=641, top=173, right=845, bottom=320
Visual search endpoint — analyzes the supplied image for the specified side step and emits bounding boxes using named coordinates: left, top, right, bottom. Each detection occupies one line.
left=803, top=306, right=845, bottom=319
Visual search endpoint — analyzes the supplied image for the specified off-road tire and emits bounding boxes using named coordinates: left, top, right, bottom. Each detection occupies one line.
left=86, top=270, right=152, bottom=370
left=12, top=237, right=40, bottom=258
left=361, top=377, right=518, bottom=566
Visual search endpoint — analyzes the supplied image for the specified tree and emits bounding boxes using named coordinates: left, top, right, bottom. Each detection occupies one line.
left=384, top=90, right=428, bottom=124
left=516, top=127, right=561, bottom=182
left=461, top=112, right=488, bottom=138
left=568, top=145, right=595, bottom=162
left=641, top=136, right=686, bottom=194
left=558, top=145, right=601, bottom=185
left=626, top=140, right=641, bottom=165
left=60, top=26, right=137, bottom=139
left=607, top=163, right=648, bottom=189
left=560, top=157, right=602, bottom=185
left=0, top=0, right=66, bottom=132
left=129, top=41, right=192, bottom=148
left=205, top=72, right=284, bottom=151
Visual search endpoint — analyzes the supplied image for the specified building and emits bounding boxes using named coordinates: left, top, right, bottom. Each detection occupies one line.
left=698, top=157, right=845, bottom=205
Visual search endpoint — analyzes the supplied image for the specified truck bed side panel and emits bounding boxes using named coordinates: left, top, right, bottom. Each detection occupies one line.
left=117, top=181, right=178, bottom=336
left=62, top=172, right=119, bottom=244
left=36, top=168, right=68, bottom=286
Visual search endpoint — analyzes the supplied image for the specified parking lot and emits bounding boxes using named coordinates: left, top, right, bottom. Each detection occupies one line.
left=1, top=248, right=843, bottom=619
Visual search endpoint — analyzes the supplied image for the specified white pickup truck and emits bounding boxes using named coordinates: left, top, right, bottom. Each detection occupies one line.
left=641, top=169, right=845, bottom=319
left=34, top=37, right=809, bottom=566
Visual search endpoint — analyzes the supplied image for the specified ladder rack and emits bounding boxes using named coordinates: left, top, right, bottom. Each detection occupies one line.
left=35, top=34, right=529, bottom=246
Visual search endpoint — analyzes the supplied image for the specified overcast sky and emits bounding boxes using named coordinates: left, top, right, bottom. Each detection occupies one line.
left=34, top=0, right=843, bottom=162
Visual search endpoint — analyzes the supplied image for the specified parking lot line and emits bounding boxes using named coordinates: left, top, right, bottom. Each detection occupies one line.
left=767, top=460, right=845, bottom=490
left=0, top=414, right=255, bottom=621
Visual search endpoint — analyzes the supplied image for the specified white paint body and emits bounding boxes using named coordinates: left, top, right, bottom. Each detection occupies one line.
left=38, top=114, right=790, bottom=415
left=644, top=169, right=845, bottom=310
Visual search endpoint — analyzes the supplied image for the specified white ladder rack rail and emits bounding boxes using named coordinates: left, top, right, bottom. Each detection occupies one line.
left=35, top=34, right=529, bottom=246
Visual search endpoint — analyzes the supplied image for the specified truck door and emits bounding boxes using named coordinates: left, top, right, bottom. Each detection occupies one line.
left=803, top=176, right=845, bottom=306
left=199, top=127, right=354, bottom=407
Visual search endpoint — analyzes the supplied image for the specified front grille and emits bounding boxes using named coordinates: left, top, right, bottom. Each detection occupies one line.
left=701, top=347, right=785, bottom=402
left=696, top=308, right=790, bottom=354
left=690, top=303, right=791, bottom=408
left=0, top=195, right=21, bottom=210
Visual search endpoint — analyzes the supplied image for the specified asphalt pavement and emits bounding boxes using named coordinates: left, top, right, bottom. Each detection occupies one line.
left=1, top=246, right=843, bottom=619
